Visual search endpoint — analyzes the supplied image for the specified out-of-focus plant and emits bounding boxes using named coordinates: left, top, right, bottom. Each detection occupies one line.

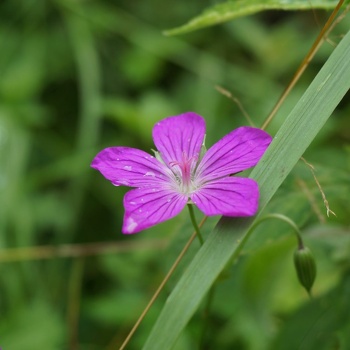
left=0, top=0, right=349, bottom=349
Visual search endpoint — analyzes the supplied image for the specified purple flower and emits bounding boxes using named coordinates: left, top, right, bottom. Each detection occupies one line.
left=91, top=112, right=272, bottom=234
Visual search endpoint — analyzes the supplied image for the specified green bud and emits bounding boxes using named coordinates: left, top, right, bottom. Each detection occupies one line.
left=293, top=246, right=317, bottom=295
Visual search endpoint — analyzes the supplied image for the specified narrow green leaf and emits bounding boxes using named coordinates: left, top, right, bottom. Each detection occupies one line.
left=164, top=0, right=339, bottom=35
left=143, top=29, right=350, bottom=350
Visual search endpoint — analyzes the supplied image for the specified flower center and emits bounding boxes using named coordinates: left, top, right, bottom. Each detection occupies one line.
left=169, top=152, right=197, bottom=194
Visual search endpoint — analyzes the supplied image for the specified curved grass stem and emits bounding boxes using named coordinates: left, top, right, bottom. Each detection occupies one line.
left=249, top=213, right=304, bottom=249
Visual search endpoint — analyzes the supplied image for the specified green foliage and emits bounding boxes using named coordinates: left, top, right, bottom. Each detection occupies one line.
left=143, top=29, right=350, bottom=349
left=0, top=300, right=65, bottom=350
left=164, top=0, right=340, bottom=35
left=0, top=0, right=349, bottom=349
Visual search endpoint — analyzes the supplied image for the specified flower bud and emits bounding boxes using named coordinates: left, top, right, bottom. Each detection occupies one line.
left=294, top=246, right=317, bottom=295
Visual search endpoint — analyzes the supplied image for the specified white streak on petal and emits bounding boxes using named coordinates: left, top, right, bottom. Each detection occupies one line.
left=125, top=217, right=138, bottom=233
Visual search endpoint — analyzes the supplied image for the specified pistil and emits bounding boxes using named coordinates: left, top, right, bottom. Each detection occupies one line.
left=169, top=152, right=197, bottom=194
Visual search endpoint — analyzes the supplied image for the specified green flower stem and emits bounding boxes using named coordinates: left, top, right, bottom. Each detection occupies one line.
left=225, top=213, right=304, bottom=270
left=227, top=213, right=316, bottom=297
left=251, top=213, right=304, bottom=248
left=187, top=205, right=213, bottom=349
left=187, top=204, right=204, bottom=245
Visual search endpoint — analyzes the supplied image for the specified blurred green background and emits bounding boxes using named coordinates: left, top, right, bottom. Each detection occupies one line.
left=0, top=0, right=349, bottom=349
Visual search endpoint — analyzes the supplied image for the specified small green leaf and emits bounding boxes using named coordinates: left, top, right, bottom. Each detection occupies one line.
left=164, top=0, right=339, bottom=36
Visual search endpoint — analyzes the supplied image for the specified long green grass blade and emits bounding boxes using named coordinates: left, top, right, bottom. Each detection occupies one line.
left=164, top=0, right=339, bottom=35
left=143, top=29, right=350, bottom=350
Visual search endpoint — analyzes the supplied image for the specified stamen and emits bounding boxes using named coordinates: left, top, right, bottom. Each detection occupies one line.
left=169, top=152, right=197, bottom=194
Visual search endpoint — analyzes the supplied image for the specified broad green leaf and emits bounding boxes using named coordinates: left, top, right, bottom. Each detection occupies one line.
left=164, top=0, right=339, bottom=35
left=143, top=29, right=350, bottom=350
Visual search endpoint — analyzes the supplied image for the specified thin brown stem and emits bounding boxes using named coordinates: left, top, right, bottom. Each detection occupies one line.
left=324, top=3, right=350, bottom=43
left=0, top=239, right=167, bottom=262
left=260, top=0, right=345, bottom=130
left=297, top=177, right=326, bottom=224
left=301, top=157, right=336, bottom=217
left=215, top=85, right=255, bottom=127
left=114, top=216, right=208, bottom=350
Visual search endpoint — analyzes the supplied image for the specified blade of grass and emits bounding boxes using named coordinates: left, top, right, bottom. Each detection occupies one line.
left=261, top=0, right=345, bottom=129
left=143, top=29, right=350, bottom=350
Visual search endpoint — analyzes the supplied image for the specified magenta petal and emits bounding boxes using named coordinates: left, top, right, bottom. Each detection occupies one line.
left=152, top=112, right=205, bottom=166
left=122, top=187, right=188, bottom=234
left=191, top=177, right=259, bottom=216
left=91, top=147, right=172, bottom=187
left=196, top=127, right=272, bottom=181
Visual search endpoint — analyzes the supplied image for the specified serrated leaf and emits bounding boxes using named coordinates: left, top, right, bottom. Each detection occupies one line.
left=164, top=0, right=339, bottom=35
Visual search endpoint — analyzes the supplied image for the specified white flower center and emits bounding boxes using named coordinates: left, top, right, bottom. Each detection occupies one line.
left=169, top=152, right=198, bottom=195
